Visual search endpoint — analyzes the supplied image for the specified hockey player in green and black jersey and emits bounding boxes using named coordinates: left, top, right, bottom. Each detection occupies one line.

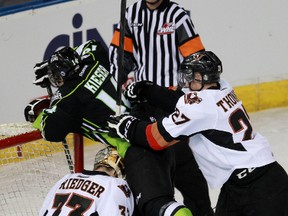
left=24, top=40, right=131, bottom=157
left=25, top=40, right=193, bottom=216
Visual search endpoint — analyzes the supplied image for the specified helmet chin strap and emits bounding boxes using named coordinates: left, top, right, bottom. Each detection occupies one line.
left=189, top=84, right=204, bottom=91
left=189, top=78, right=204, bottom=91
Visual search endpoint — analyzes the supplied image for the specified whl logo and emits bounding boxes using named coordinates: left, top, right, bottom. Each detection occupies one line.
left=157, top=22, right=175, bottom=35
left=43, top=13, right=108, bottom=60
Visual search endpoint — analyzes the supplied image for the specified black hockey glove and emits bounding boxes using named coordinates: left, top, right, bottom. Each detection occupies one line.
left=33, top=61, right=50, bottom=88
left=107, top=114, right=139, bottom=141
left=24, top=98, right=50, bottom=122
left=123, top=81, right=154, bottom=103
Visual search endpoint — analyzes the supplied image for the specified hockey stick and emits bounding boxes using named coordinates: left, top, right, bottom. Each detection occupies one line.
left=46, top=84, right=53, bottom=99
left=116, top=0, right=127, bottom=115
left=46, top=85, right=74, bottom=173
left=61, top=139, right=74, bottom=173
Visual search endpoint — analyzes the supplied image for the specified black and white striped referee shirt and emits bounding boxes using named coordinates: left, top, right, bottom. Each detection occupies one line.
left=110, top=0, right=205, bottom=87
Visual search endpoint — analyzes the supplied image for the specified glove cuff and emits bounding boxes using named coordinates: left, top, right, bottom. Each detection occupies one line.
left=122, top=116, right=139, bottom=141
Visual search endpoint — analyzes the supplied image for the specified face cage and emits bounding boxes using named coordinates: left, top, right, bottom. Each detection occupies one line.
left=47, top=70, right=64, bottom=88
left=177, top=69, right=195, bottom=88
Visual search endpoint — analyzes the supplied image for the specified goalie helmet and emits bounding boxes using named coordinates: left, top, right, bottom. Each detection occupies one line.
left=47, top=47, right=81, bottom=87
left=94, top=146, right=125, bottom=178
left=178, top=51, right=222, bottom=87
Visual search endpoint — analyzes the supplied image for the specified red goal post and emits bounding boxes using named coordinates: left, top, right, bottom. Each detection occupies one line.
left=0, top=122, right=84, bottom=215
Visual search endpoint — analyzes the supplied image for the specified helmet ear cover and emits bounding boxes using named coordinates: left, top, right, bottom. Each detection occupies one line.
left=94, top=147, right=125, bottom=179
left=178, top=51, right=222, bottom=87
left=47, top=47, right=81, bottom=87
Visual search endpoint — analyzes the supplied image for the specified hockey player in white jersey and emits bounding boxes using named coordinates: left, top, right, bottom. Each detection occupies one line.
left=107, top=51, right=288, bottom=216
left=39, top=146, right=134, bottom=216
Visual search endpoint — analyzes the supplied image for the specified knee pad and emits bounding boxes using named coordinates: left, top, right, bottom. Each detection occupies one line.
left=161, top=201, right=192, bottom=216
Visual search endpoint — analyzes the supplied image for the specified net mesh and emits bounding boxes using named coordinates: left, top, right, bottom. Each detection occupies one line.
left=0, top=122, right=36, bottom=137
left=0, top=122, right=74, bottom=215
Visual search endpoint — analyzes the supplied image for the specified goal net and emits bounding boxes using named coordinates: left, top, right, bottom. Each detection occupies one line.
left=0, top=122, right=82, bottom=215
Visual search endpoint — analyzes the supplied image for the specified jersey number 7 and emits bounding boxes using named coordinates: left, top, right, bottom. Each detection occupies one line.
left=229, top=106, right=253, bottom=141
left=51, top=193, right=93, bottom=215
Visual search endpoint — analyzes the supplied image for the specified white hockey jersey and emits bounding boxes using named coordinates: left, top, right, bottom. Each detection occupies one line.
left=161, top=79, right=275, bottom=188
left=39, top=170, right=134, bottom=216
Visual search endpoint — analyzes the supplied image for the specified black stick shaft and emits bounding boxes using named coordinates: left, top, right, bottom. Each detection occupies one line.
left=46, top=85, right=53, bottom=98
left=62, top=139, right=74, bottom=173
left=116, top=0, right=127, bottom=115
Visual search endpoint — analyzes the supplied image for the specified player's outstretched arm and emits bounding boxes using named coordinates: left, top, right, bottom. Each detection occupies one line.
left=124, top=81, right=183, bottom=113
left=107, top=114, right=179, bottom=151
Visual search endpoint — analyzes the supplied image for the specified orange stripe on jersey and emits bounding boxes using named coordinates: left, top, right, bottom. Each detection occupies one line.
left=179, top=36, right=205, bottom=57
left=167, top=86, right=178, bottom=91
left=146, top=123, right=179, bottom=150
left=111, top=30, right=133, bottom=53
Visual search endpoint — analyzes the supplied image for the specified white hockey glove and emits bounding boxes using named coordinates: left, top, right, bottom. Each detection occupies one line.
left=33, top=61, right=50, bottom=88
left=123, top=81, right=154, bottom=103
left=24, top=97, right=50, bottom=122
left=107, top=114, right=139, bottom=141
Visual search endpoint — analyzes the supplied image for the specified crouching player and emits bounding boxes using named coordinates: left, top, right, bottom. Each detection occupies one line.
left=39, top=146, right=134, bottom=216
